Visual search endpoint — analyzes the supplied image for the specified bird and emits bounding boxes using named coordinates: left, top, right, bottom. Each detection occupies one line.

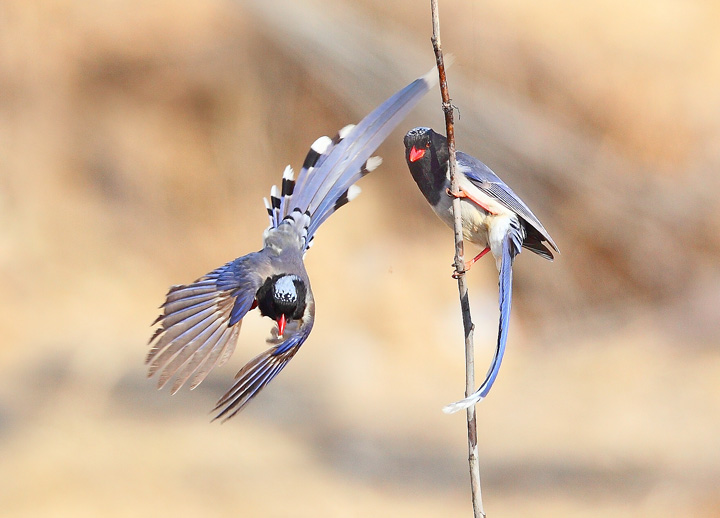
left=146, top=69, right=437, bottom=421
left=403, top=127, right=559, bottom=413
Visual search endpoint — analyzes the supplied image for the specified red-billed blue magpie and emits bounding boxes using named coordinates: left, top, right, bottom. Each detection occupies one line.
left=403, top=127, right=559, bottom=413
left=146, top=69, right=437, bottom=421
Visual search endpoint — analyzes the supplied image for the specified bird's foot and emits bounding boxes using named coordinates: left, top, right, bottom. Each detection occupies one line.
left=451, top=267, right=465, bottom=279
left=446, top=187, right=467, bottom=199
left=451, top=247, right=491, bottom=278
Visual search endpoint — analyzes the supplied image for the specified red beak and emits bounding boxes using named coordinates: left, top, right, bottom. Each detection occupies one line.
left=409, top=146, right=426, bottom=163
left=277, top=314, right=287, bottom=337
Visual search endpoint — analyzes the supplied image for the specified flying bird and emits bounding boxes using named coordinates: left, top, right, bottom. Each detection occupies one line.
left=403, top=127, right=558, bottom=413
left=146, top=69, right=436, bottom=421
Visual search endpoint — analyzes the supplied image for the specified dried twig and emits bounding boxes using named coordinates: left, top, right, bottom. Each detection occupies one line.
left=429, top=1, right=485, bottom=516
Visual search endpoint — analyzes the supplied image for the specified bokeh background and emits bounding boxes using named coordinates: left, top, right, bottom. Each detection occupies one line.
left=1, top=0, right=719, bottom=516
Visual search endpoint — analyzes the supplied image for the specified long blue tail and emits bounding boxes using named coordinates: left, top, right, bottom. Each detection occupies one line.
left=290, top=67, right=438, bottom=242
left=261, top=67, right=438, bottom=251
left=443, top=228, right=519, bottom=414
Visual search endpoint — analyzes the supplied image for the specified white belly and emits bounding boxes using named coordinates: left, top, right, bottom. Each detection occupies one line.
left=432, top=192, right=490, bottom=247
left=431, top=189, right=516, bottom=272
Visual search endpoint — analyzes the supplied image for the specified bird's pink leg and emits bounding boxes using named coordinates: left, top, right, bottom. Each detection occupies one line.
left=452, top=247, right=491, bottom=278
left=466, top=247, right=491, bottom=269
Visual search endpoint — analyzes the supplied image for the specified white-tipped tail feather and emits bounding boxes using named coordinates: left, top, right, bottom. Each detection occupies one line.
left=311, top=135, right=332, bottom=154
left=337, top=124, right=355, bottom=140
left=442, top=393, right=485, bottom=414
left=346, top=185, right=361, bottom=202
left=365, top=156, right=382, bottom=172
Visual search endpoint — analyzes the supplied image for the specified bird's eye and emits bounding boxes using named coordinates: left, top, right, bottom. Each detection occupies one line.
left=425, top=142, right=431, bottom=148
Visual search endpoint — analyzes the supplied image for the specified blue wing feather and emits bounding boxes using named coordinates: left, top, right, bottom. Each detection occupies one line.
left=457, top=151, right=559, bottom=254
left=212, top=325, right=312, bottom=421
left=147, top=254, right=265, bottom=392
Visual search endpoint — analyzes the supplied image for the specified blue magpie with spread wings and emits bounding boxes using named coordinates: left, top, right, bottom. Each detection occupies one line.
left=146, top=69, right=437, bottom=421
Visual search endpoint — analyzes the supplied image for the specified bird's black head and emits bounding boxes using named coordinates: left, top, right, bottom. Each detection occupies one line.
left=403, top=127, right=449, bottom=166
left=403, top=127, right=449, bottom=205
left=256, top=274, right=307, bottom=337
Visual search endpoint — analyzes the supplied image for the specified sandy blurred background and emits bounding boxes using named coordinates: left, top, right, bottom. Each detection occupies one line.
left=1, top=0, right=719, bottom=516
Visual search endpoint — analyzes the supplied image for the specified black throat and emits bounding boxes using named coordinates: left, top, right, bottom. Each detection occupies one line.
left=405, top=130, right=449, bottom=207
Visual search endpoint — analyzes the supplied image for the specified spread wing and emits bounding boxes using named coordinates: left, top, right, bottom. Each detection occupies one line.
left=212, top=303, right=315, bottom=421
left=146, top=253, right=266, bottom=394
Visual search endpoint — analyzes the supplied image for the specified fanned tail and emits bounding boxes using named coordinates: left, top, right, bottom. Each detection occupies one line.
left=264, top=66, right=438, bottom=248
left=264, top=166, right=296, bottom=228
left=292, top=125, right=352, bottom=210
left=290, top=126, right=378, bottom=235
left=305, top=67, right=439, bottom=239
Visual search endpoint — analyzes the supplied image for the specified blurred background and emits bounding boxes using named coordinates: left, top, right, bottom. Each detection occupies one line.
left=1, top=0, right=719, bottom=516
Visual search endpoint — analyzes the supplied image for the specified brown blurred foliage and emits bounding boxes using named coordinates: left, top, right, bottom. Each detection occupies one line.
left=0, top=1, right=718, bottom=517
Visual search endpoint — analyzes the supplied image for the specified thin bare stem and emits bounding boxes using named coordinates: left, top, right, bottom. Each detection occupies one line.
left=430, top=1, right=485, bottom=516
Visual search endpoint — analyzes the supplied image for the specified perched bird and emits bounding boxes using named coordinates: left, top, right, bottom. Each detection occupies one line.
left=146, top=69, right=436, bottom=421
left=403, top=127, right=559, bottom=413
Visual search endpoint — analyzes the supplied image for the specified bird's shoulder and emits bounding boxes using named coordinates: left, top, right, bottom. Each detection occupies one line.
left=455, top=151, right=503, bottom=185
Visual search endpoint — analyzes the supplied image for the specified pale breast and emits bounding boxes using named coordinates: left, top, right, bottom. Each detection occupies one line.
left=431, top=190, right=492, bottom=249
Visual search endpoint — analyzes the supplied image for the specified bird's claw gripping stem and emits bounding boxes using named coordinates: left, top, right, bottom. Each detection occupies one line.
left=446, top=187, right=467, bottom=199
left=451, top=246, right=491, bottom=278
left=452, top=261, right=466, bottom=279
